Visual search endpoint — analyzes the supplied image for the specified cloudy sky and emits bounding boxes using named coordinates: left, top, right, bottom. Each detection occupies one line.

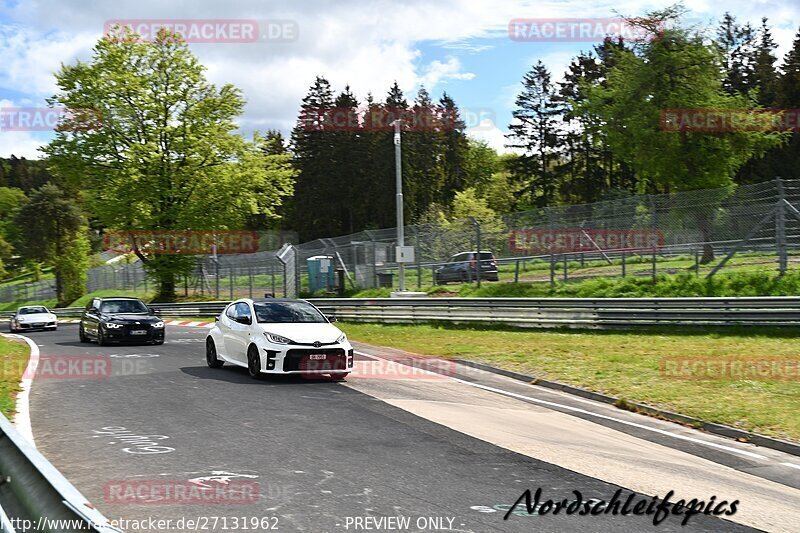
left=1, top=0, right=799, bottom=159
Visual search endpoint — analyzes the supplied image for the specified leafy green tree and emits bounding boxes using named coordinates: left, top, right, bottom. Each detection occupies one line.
left=0, top=186, right=27, bottom=277
left=44, top=27, right=294, bottom=300
left=716, top=13, right=756, bottom=95
left=14, top=184, right=88, bottom=305
left=582, top=8, right=786, bottom=262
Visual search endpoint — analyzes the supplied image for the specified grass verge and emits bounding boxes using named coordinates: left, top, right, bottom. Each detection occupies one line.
left=340, top=322, right=800, bottom=443
left=0, top=336, right=30, bottom=419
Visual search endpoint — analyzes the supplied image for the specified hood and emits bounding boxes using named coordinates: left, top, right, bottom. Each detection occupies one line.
left=256, top=322, right=343, bottom=344
left=16, top=313, right=54, bottom=321
left=102, top=313, right=159, bottom=323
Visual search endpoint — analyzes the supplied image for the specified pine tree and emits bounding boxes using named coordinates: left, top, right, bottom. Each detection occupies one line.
left=506, top=61, right=562, bottom=206
left=289, top=76, right=336, bottom=240
left=438, top=92, right=470, bottom=205
left=716, top=13, right=757, bottom=95
left=404, top=86, right=445, bottom=220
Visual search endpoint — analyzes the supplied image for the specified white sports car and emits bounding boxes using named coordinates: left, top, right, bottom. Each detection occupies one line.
left=206, top=298, right=353, bottom=379
left=9, top=305, right=58, bottom=332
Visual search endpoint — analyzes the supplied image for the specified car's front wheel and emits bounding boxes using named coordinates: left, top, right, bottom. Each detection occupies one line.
left=97, top=329, right=108, bottom=346
left=79, top=325, right=89, bottom=343
left=247, top=345, right=262, bottom=379
left=206, top=338, right=223, bottom=368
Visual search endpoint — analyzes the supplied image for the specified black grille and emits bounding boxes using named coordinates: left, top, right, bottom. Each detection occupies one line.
left=284, top=349, right=346, bottom=372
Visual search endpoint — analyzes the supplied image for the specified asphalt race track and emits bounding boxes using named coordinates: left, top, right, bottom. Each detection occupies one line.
left=17, top=324, right=800, bottom=532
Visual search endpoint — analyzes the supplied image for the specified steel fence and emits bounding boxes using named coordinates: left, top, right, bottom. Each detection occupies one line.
left=2, top=178, right=800, bottom=304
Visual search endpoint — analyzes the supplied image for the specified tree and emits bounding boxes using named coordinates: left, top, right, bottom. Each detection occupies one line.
left=438, top=92, right=470, bottom=203
left=14, top=184, right=88, bottom=305
left=507, top=61, right=562, bottom=206
left=716, top=13, right=756, bottom=95
left=44, top=27, right=294, bottom=300
left=582, top=7, right=786, bottom=262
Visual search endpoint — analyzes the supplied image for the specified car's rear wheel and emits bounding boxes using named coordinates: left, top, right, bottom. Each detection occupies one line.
left=247, top=345, right=261, bottom=379
left=206, top=338, right=223, bottom=368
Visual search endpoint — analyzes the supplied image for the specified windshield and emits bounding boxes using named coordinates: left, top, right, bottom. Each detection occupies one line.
left=254, top=302, right=327, bottom=323
left=19, top=307, right=48, bottom=315
left=99, top=300, right=149, bottom=314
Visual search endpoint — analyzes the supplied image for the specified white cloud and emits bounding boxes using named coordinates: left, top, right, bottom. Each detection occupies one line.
left=419, top=57, right=476, bottom=88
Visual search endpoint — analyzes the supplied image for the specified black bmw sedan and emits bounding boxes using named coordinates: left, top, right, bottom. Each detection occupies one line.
left=79, top=297, right=165, bottom=345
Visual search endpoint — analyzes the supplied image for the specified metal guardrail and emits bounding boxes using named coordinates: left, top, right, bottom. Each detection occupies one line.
left=4, top=297, right=800, bottom=328
left=306, top=297, right=800, bottom=328
left=0, top=410, right=120, bottom=532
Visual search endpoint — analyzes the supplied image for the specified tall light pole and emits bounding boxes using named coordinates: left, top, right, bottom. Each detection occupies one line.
left=393, top=119, right=405, bottom=292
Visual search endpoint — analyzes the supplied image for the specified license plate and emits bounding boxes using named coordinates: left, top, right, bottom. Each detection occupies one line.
left=309, top=354, right=326, bottom=360
left=130, top=330, right=148, bottom=335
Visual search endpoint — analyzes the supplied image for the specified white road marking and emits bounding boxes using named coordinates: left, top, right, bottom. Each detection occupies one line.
left=354, top=350, right=769, bottom=462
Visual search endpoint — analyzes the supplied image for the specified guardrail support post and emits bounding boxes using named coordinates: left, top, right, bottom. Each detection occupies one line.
left=652, top=248, right=657, bottom=282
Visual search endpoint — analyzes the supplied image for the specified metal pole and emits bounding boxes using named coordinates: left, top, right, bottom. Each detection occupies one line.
left=776, top=178, right=787, bottom=276
left=393, top=120, right=405, bottom=292
left=469, top=217, right=481, bottom=288
left=622, top=252, right=626, bottom=277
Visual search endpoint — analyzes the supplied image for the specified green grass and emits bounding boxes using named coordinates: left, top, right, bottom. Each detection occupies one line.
left=338, top=269, right=800, bottom=299
left=340, top=322, right=800, bottom=442
left=0, top=337, right=30, bottom=418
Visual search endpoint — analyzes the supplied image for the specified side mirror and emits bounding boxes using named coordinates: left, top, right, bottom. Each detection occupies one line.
left=148, top=306, right=158, bottom=315
left=235, top=315, right=252, bottom=325
left=327, top=315, right=337, bottom=323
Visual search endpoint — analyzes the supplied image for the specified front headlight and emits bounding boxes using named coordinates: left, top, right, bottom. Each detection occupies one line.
left=264, top=332, right=293, bottom=344
left=336, top=333, right=347, bottom=344
left=153, top=321, right=164, bottom=328
left=17, top=317, right=25, bottom=323
left=103, top=322, right=124, bottom=329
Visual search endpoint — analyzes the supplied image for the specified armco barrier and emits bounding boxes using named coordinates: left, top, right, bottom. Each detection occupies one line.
left=4, top=297, right=799, bottom=329
left=0, top=410, right=120, bottom=532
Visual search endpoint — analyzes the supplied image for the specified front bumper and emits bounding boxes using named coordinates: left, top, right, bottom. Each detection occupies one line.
left=261, top=344, right=354, bottom=374
left=102, top=324, right=165, bottom=343
left=12, top=321, right=57, bottom=330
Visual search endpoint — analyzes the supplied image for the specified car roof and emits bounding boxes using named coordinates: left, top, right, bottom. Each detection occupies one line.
left=249, top=298, right=309, bottom=304
left=96, top=297, right=144, bottom=301
left=18, top=305, right=48, bottom=310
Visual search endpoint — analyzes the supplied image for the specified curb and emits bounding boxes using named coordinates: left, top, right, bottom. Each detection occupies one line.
left=455, top=359, right=800, bottom=458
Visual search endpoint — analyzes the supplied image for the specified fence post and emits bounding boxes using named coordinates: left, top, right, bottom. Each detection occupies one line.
left=621, top=252, right=626, bottom=277
left=229, top=265, right=234, bottom=300
left=271, top=261, right=276, bottom=296
left=215, top=259, right=220, bottom=299
left=549, top=252, right=555, bottom=286
left=695, top=249, right=700, bottom=275
left=248, top=264, right=253, bottom=299
left=776, top=177, right=787, bottom=276
left=563, top=254, right=568, bottom=281
left=652, top=248, right=657, bottom=282
left=580, top=253, right=584, bottom=268
left=415, top=228, right=422, bottom=289
left=514, top=259, right=520, bottom=283
left=469, top=217, right=481, bottom=288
